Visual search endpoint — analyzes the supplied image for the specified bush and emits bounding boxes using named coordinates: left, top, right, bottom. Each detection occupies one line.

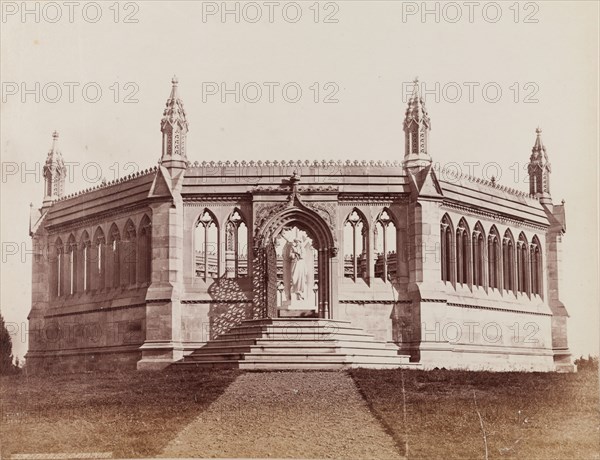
left=0, top=313, right=17, bottom=375
left=574, top=355, right=599, bottom=372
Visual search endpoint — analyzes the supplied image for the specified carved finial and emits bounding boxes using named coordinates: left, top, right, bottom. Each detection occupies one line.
left=403, top=77, right=431, bottom=168
left=42, top=130, right=67, bottom=206
left=532, top=126, right=546, bottom=155
left=161, top=76, right=188, bottom=167
left=528, top=126, right=551, bottom=203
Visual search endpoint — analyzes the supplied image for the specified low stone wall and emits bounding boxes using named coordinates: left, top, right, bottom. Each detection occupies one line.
left=26, top=303, right=146, bottom=373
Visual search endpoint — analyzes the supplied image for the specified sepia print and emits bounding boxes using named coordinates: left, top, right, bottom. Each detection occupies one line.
left=1, top=1, right=598, bottom=459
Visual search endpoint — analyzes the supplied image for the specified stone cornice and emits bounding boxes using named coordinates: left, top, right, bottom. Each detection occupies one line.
left=420, top=298, right=551, bottom=316
left=181, top=299, right=253, bottom=304
left=436, top=167, right=536, bottom=199
left=447, top=301, right=552, bottom=316
left=42, top=302, right=147, bottom=318
left=338, top=194, right=408, bottom=205
left=45, top=202, right=153, bottom=235
left=187, top=159, right=403, bottom=169
left=251, top=185, right=340, bottom=194
left=183, top=194, right=250, bottom=204
left=339, top=300, right=411, bottom=305
left=441, top=200, right=548, bottom=232
left=54, top=168, right=158, bottom=204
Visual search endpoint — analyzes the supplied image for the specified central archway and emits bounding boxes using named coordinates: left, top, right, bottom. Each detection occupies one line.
left=253, top=206, right=336, bottom=319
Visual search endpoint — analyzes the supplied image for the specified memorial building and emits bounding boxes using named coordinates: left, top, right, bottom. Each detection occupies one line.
left=26, top=78, right=574, bottom=372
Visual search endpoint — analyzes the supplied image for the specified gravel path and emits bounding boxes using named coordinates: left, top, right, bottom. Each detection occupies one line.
left=161, top=371, right=404, bottom=459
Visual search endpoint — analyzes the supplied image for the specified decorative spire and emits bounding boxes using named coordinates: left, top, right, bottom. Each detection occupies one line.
left=405, top=77, right=429, bottom=122
left=160, top=76, right=189, bottom=169
left=527, top=127, right=552, bottom=204
left=530, top=127, right=548, bottom=161
left=42, top=131, right=67, bottom=208
left=403, top=77, right=432, bottom=169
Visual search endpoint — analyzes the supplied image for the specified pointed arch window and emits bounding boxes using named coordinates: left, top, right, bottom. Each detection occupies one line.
left=440, top=214, right=454, bottom=283
left=503, top=230, right=515, bottom=293
left=93, top=228, right=106, bottom=290
left=472, top=223, right=485, bottom=287
left=488, top=227, right=501, bottom=290
left=517, top=233, right=530, bottom=295
left=138, top=216, right=152, bottom=284
left=80, top=232, right=92, bottom=292
left=225, top=210, right=248, bottom=278
left=45, top=176, right=52, bottom=197
left=107, top=224, right=121, bottom=289
left=530, top=236, right=543, bottom=296
left=122, top=220, right=137, bottom=286
left=195, top=210, right=219, bottom=281
left=374, top=209, right=397, bottom=282
left=456, top=219, right=470, bottom=285
left=344, top=209, right=367, bottom=281
left=53, top=237, right=64, bottom=297
left=66, top=235, right=77, bottom=295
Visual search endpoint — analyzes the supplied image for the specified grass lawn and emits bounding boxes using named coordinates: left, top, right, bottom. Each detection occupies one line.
left=0, top=369, right=240, bottom=458
left=1, top=368, right=597, bottom=459
left=350, top=368, right=600, bottom=460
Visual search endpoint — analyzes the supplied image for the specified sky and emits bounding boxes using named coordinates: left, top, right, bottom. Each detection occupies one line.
left=1, top=0, right=598, bottom=361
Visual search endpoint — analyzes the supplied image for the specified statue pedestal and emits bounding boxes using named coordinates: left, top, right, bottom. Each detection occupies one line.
left=279, top=296, right=317, bottom=317
left=281, top=297, right=316, bottom=310
left=278, top=309, right=318, bottom=318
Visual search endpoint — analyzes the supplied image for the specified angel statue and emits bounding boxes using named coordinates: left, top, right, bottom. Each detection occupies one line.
left=281, top=231, right=313, bottom=305
left=290, top=238, right=310, bottom=300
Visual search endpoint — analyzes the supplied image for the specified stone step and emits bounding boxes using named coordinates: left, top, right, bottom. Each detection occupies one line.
left=207, top=342, right=401, bottom=354
left=245, top=353, right=408, bottom=363
left=214, top=330, right=377, bottom=342
left=177, top=359, right=417, bottom=370
left=241, top=318, right=353, bottom=326
left=176, top=360, right=349, bottom=370
left=173, top=316, right=419, bottom=370
left=199, top=345, right=339, bottom=355
left=186, top=345, right=403, bottom=361
left=226, top=323, right=370, bottom=335
left=185, top=353, right=247, bottom=362
left=185, top=353, right=351, bottom=363
left=255, top=339, right=396, bottom=349
left=203, top=337, right=391, bottom=349
left=203, top=338, right=398, bottom=353
left=180, top=354, right=410, bottom=364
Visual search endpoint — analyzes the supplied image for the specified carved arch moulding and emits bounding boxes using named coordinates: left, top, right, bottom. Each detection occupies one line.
left=252, top=196, right=338, bottom=254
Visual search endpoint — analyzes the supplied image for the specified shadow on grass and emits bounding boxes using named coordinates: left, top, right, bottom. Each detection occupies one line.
left=0, top=368, right=241, bottom=458
left=350, top=368, right=600, bottom=460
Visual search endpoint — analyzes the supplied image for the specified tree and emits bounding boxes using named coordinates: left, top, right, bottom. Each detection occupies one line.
left=0, top=313, right=16, bottom=375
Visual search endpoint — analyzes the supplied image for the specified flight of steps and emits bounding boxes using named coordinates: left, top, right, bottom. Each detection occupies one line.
left=173, top=318, right=418, bottom=370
